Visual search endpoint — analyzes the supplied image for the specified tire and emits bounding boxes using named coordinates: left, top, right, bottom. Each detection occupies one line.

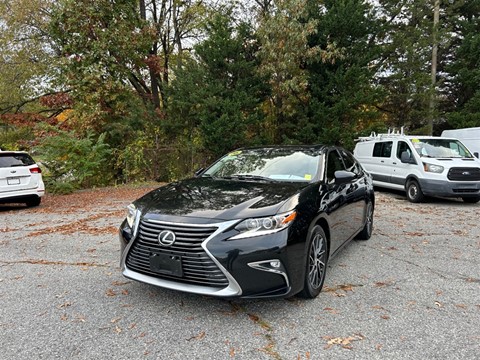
left=26, top=197, right=41, bottom=207
left=299, top=225, right=328, bottom=299
left=406, top=180, right=424, bottom=203
left=356, top=200, right=373, bottom=240
left=462, top=197, right=480, bottom=204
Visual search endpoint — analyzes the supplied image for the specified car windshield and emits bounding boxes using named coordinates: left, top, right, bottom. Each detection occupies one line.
left=410, top=139, right=473, bottom=158
left=0, top=153, right=35, bottom=167
left=203, top=148, right=321, bottom=182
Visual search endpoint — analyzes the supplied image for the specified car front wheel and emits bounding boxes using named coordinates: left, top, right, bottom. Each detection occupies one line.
left=299, top=225, right=328, bottom=299
left=406, top=180, right=424, bottom=203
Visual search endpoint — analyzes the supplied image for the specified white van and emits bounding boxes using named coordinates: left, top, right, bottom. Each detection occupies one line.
left=441, top=127, right=480, bottom=157
left=353, top=130, right=480, bottom=203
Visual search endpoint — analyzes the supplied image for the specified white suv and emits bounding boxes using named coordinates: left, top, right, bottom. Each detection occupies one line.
left=353, top=131, right=480, bottom=203
left=0, top=151, right=45, bottom=207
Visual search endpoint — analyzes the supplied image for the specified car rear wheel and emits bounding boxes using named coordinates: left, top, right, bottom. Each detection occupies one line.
left=299, top=225, right=328, bottom=299
left=356, top=200, right=373, bottom=240
left=26, top=197, right=41, bottom=207
left=406, top=180, right=424, bottom=203
left=462, top=197, right=480, bottom=204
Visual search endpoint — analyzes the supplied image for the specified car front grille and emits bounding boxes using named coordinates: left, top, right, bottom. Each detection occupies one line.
left=447, top=167, right=480, bottom=181
left=125, top=220, right=229, bottom=288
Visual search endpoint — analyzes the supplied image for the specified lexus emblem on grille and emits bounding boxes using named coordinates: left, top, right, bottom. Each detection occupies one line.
left=462, top=171, right=470, bottom=176
left=158, top=230, right=176, bottom=246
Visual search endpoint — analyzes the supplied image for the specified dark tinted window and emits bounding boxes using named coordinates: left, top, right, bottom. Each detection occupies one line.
left=0, top=153, right=35, bottom=168
left=372, top=142, right=392, bottom=158
left=396, top=141, right=412, bottom=159
left=326, top=150, right=345, bottom=183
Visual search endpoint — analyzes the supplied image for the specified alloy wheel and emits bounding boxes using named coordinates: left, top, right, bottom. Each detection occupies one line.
left=308, top=232, right=327, bottom=290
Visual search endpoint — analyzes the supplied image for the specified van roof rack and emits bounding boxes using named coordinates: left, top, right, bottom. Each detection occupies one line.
left=356, top=127, right=406, bottom=142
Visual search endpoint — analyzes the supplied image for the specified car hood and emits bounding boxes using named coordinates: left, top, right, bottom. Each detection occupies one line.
left=134, top=177, right=307, bottom=221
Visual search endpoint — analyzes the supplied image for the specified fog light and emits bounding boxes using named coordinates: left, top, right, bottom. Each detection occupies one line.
left=270, top=260, right=281, bottom=268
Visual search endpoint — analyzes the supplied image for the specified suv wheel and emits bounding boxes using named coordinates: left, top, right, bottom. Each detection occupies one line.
left=406, top=180, right=424, bottom=203
left=26, top=197, right=41, bottom=207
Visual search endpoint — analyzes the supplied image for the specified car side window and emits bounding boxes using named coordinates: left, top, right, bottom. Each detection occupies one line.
left=396, top=141, right=412, bottom=159
left=326, top=150, right=345, bottom=184
left=340, top=150, right=361, bottom=175
left=372, top=141, right=393, bottom=158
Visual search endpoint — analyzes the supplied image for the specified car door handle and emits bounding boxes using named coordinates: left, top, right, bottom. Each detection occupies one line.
left=393, top=162, right=397, bottom=165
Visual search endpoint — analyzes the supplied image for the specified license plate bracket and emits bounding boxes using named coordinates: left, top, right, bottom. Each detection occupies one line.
left=149, top=252, right=183, bottom=277
left=7, top=177, right=20, bottom=185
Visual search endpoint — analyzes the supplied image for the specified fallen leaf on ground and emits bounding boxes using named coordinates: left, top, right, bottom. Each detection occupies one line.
left=187, top=331, right=205, bottom=341
left=105, top=288, right=116, bottom=297
left=323, top=333, right=365, bottom=350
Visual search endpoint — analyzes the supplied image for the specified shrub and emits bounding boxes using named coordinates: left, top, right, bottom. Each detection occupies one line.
left=39, top=128, right=113, bottom=193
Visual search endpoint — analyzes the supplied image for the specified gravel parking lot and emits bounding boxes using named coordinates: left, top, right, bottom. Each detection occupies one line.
left=1, top=186, right=479, bottom=359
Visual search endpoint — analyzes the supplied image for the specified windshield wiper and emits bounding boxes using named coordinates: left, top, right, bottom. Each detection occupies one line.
left=221, top=174, right=276, bottom=182
left=201, top=173, right=219, bottom=179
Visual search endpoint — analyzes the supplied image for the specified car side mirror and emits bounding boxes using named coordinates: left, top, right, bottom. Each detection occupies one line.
left=334, top=170, right=356, bottom=185
left=400, top=151, right=416, bottom=164
left=474, top=152, right=479, bottom=159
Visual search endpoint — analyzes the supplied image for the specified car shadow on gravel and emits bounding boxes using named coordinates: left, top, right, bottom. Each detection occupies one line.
left=0, top=203, right=32, bottom=212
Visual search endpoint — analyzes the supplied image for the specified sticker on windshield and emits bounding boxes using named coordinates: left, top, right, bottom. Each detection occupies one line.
left=228, top=150, right=242, bottom=156
left=411, top=138, right=420, bottom=143
left=304, top=174, right=312, bottom=180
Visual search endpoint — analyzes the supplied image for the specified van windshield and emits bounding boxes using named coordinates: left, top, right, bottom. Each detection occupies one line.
left=410, top=139, right=473, bottom=158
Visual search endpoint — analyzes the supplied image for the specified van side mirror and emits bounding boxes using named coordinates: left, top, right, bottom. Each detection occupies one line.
left=400, top=151, right=416, bottom=164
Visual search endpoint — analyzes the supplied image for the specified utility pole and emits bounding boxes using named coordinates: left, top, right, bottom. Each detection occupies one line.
left=429, top=0, right=440, bottom=135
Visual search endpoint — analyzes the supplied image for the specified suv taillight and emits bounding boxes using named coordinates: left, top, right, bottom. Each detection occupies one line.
left=30, top=167, right=41, bottom=174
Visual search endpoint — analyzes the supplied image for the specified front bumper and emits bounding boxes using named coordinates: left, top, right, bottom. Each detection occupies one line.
left=418, top=178, right=480, bottom=198
left=119, top=217, right=305, bottom=298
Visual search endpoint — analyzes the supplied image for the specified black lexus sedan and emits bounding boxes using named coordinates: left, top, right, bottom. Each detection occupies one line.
left=119, top=145, right=374, bottom=299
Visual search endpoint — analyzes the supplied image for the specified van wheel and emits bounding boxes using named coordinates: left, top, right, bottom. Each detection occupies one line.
left=299, top=226, right=328, bottom=299
left=406, top=180, right=424, bottom=203
left=462, top=197, right=480, bottom=204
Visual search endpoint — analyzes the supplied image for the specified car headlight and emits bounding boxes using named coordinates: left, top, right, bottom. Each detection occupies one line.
left=230, top=211, right=297, bottom=240
left=126, top=203, right=138, bottom=228
left=423, top=163, right=444, bottom=173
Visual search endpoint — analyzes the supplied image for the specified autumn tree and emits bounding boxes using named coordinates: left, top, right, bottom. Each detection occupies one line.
left=255, top=0, right=324, bottom=143
left=443, top=0, right=480, bottom=129
left=303, top=0, right=383, bottom=148
left=139, top=0, right=206, bottom=109
left=167, top=10, right=269, bottom=158
left=0, top=0, right=60, bottom=115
